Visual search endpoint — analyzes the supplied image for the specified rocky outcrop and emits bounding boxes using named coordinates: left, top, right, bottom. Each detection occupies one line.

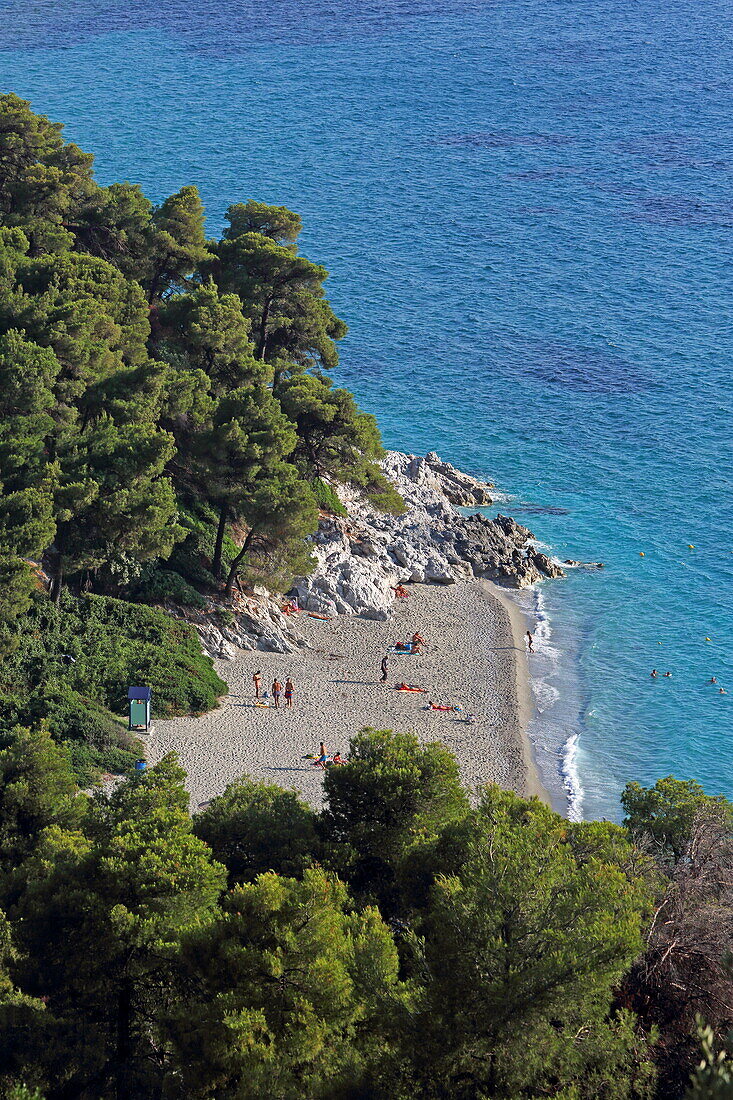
left=292, top=451, right=564, bottom=618
left=171, top=450, right=565, bottom=656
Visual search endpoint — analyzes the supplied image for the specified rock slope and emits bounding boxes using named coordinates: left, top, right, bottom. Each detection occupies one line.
left=291, top=451, right=563, bottom=621
left=174, top=451, right=564, bottom=658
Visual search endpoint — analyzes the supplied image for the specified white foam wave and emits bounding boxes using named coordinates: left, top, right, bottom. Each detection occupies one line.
left=561, top=732, right=584, bottom=822
left=533, top=681, right=560, bottom=712
left=510, top=586, right=586, bottom=820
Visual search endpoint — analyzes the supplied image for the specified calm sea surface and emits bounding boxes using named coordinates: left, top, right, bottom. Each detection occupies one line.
left=2, top=0, right=732, bottom=819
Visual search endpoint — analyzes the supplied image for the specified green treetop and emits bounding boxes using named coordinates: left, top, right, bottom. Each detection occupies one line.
left=193, top=775, right=321, bottom=887
left=0, top=93, right=96, bottom=255
left=141, top=185, right=211, bottom=304
left=207, top=223, right=346, bottom=370
left=321, top=727, right=470, bottom=912
left=407, top=786, right=654, bottom=1099
left=166, top=867, right=404, bottom=1099
left=10, top=755, right=225, bottom=1100
left=222, top=199, right=302, bottom=248
left=621, top=775, right=733, bottom=863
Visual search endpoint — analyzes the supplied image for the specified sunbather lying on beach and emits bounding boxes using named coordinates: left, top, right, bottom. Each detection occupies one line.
left=392, top=584, right=409, bottom=599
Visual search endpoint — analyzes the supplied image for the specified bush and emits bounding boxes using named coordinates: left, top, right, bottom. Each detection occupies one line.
left=67, top=740, right=139, bottom=785
left=311, top=477, right=347, bottom=516
left=134, top=566, right=207, bottom=609
left=1, top=591, right=227, bottom=751
left=350, top=461, right=406, bottom=515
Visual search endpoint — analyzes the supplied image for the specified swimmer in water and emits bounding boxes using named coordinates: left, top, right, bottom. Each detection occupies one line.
left=664, top=671, right=672, bottom=678
left=720, top=688, right=728, bottom=695
left=651, top=669, right=658, bottom=678
left=710, top=677, right=718, bottom=684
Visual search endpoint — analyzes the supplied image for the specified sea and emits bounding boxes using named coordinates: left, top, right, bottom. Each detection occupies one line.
left=1, top=0, right=732, bottom=820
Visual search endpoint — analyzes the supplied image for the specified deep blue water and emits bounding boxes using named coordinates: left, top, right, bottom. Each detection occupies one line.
left=2, top=0, right=732, bottom=819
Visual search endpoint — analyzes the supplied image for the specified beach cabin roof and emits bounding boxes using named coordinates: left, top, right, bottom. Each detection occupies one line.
left=128, top=686, right=152, bottom=700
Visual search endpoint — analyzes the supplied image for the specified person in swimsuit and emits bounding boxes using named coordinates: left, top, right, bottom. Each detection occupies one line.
left=526, top=630, right=534, bottom=654
left=380, top=655, right=389, bottom=682
left=284, top=677, right=294, bottom=708
left=650, top=669, right=658, bottom=678
left=253, top=671, right=262, bottom=698
left=411, top=631, right=425, bottom=654
left=272, top=679, right=283, bottom=708
left=331, top=752, right=347, bottom=765
left=313, top=741, right=328, bottom=768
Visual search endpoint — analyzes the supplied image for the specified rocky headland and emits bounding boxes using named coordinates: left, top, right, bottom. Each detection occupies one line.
left=182, top=451, right=566, bottom=659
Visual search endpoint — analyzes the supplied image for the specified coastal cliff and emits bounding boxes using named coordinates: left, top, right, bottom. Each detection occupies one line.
left=184, top=451, right=565, bottom=659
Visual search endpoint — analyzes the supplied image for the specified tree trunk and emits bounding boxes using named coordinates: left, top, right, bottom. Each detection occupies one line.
left=114, top=980, right=133, bottom=1100
left=212, top=503, right=228, bottom=579
left=50, top=527, right=65, bottom=605
left=255, top=295, right=273, bottom=360
left=224, top=528, right=257, bottom=598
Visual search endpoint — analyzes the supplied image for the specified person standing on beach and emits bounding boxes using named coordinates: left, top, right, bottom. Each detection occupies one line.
left=284, top=677, right=294, bottom=708
left=526, top=630, right=534, bottom=654
left=253, top=671, right=262, bottom=699
left=380, top=655, right=388, bottom=683
left=272, top=678, right=283, bottom=708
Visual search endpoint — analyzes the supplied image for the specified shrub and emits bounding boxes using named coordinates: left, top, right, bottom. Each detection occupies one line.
left=0, top=591, right=227, bottom=779
left=311, top=477, right=347, bottom=516
left=134, top=566, right=207, bottom=609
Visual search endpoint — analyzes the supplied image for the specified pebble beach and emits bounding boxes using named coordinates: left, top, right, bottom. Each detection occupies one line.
left=148, top=579, right=547, bottom=810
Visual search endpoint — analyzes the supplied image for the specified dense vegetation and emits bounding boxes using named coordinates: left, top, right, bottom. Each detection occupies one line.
left=2, top=95, right=731, bottom=1100
left=0, top=727, right=730, bottom=1099
left=0, top=94, right=402, bottom=775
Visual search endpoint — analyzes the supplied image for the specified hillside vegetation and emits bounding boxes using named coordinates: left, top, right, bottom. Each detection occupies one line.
left=0, top=94, right=401, bottom=775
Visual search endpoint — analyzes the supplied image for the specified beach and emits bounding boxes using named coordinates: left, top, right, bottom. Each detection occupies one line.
left=148, top=579, right=548, bottom=810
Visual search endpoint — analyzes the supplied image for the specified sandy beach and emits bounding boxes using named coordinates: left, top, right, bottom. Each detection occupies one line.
left=148, top=579, right=548, bottom=810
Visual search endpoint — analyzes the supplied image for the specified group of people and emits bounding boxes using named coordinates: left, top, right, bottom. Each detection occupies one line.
left=252, top=671, right=295, bottom=708
left=380, top=631, right=426, bottom=681
left=650, top=670, right=727, bottom=694
left=312, top=742, right=347, bottom=769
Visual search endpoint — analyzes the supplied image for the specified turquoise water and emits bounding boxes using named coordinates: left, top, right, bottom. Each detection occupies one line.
left=2, top=0, right=732, bottom=819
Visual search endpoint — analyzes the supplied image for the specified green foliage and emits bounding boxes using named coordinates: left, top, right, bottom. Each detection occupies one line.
left=133, top=564, right=207, bottom=609
left=360, top=465, right=407, bottom=515
left=0, top=726, right=82, bottom=880
left=0, top=592, right=226, bottom=770
left=687, top=1020, right=733, bottom=1099
left=621, top=775, right=733, bottom=862
left=166, top=868, right=403, bottom=1098
left=405, top=786, right=655, bottom=1099
left=9, top=755, right=226, bottom=1100
left=322, top=727, right=470, bottom=911
left=310, top=475, right=348, bottom=516
left=278, top=373, right=383, bottom=480
left=141, top=185, right=212, bottom=303
left=207, top=218, right=347, bottom=370
left=223, top=199, right=302, bottom=247
left=193, top=776, right=321, bottom=886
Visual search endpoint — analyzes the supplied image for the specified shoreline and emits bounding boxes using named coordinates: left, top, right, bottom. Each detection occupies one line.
left=148, top=578, right=553, bottom=811
left=484, top=580, right=551, bottom=806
